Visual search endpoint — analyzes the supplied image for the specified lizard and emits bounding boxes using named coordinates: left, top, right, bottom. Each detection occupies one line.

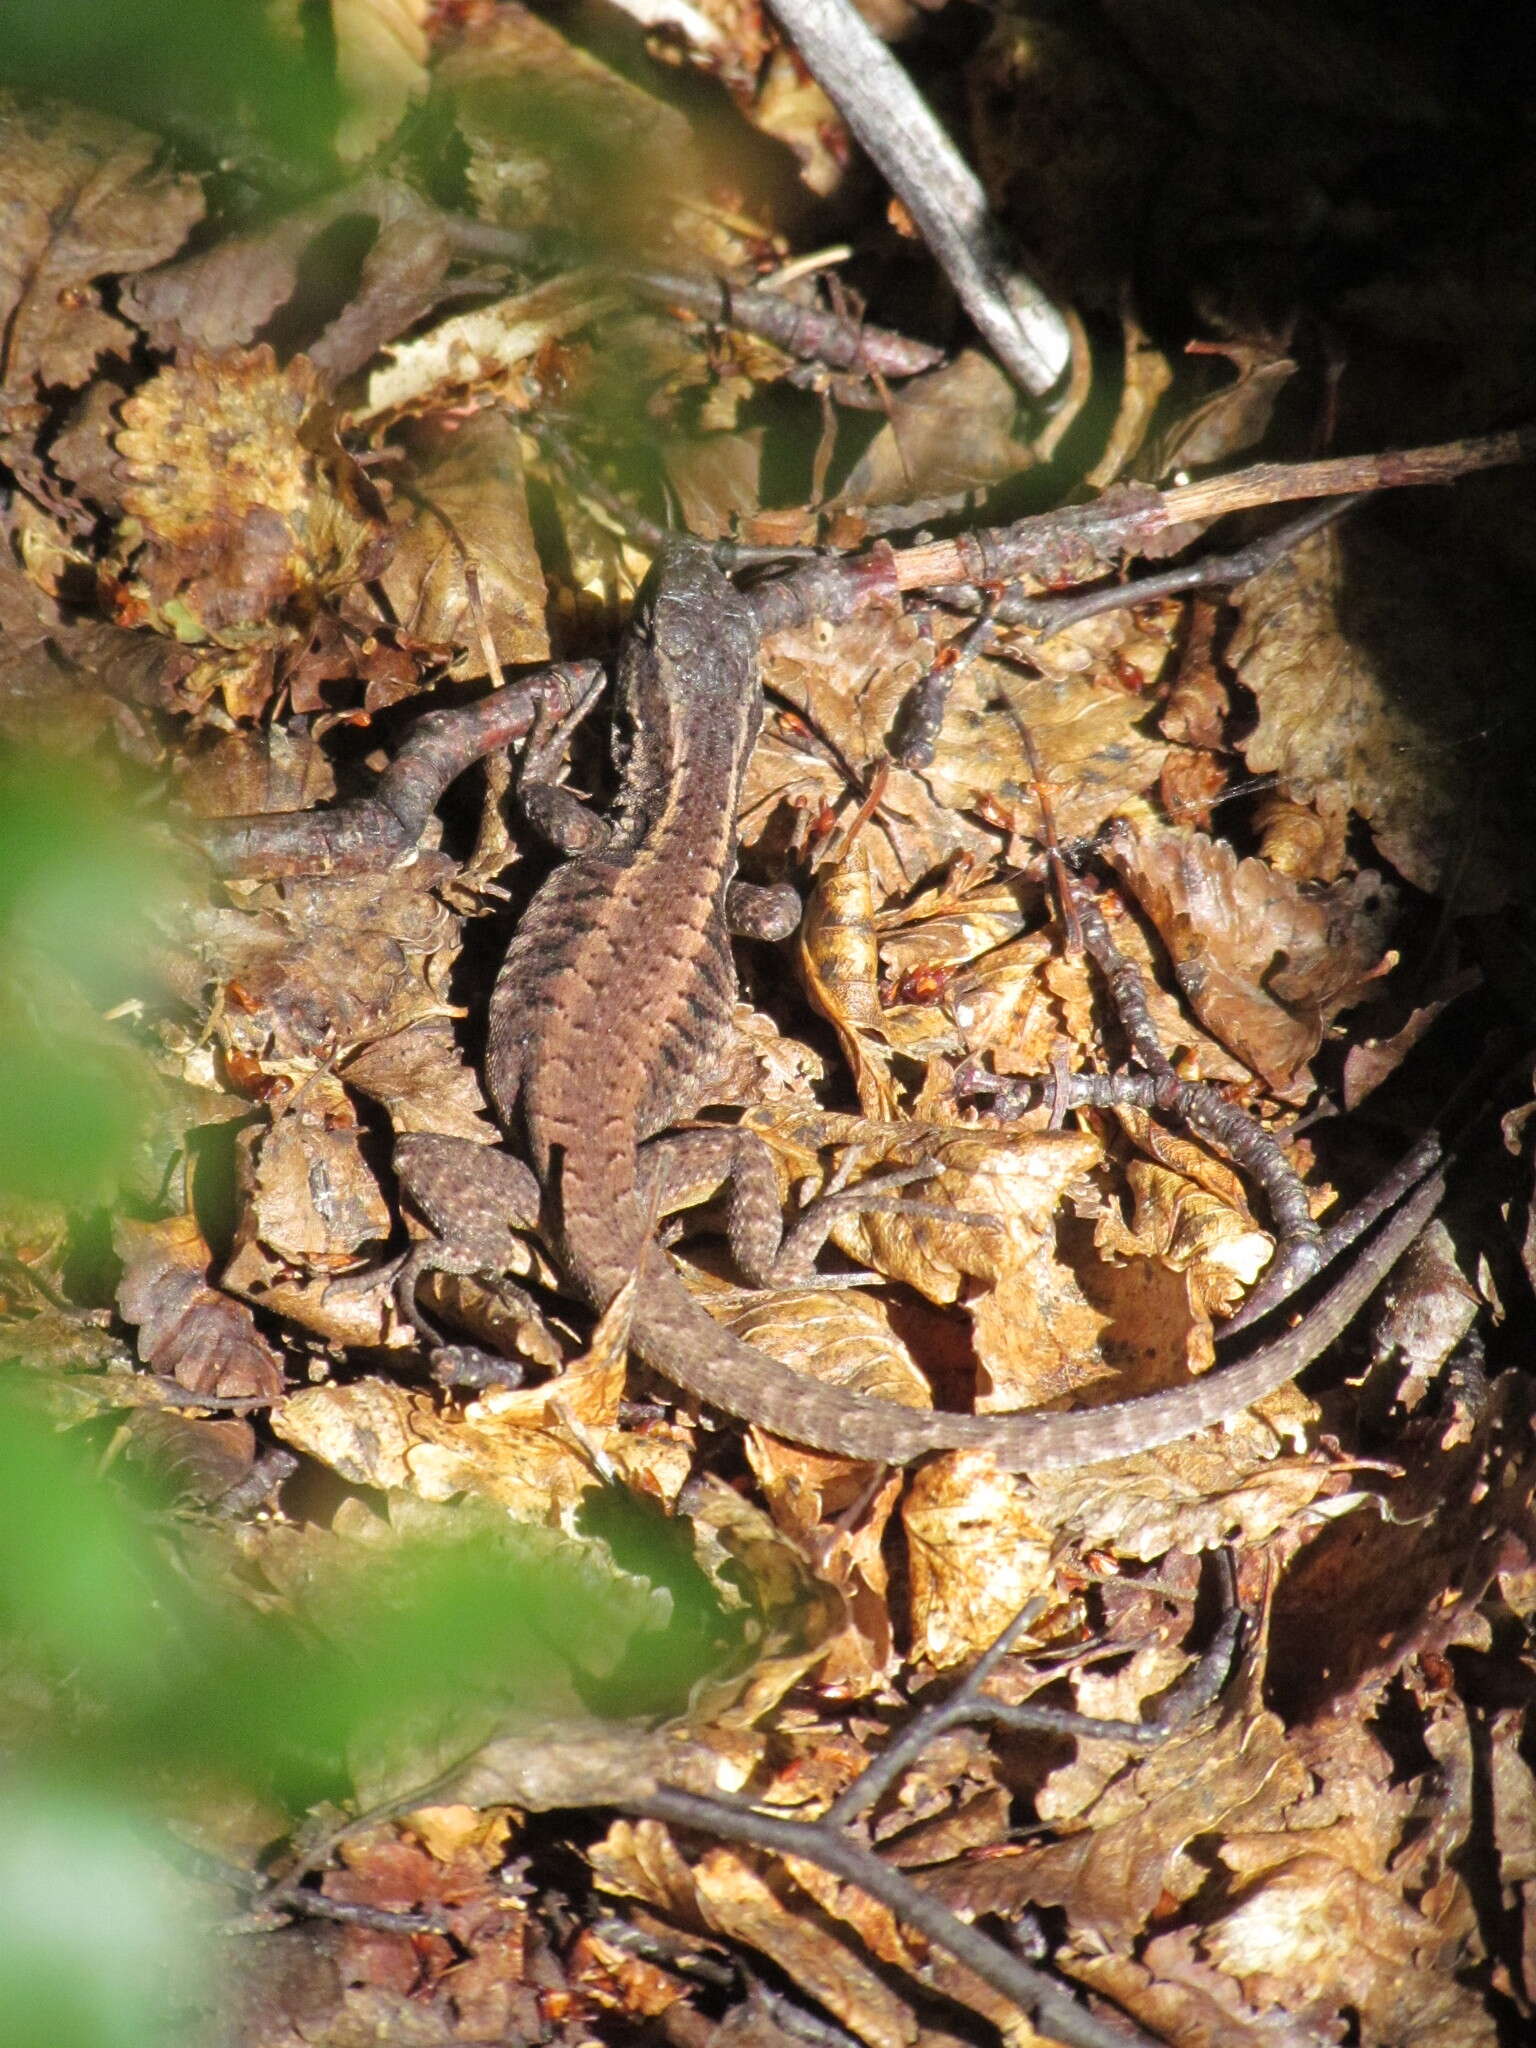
left=392, top=539, right=1445, bottom=1471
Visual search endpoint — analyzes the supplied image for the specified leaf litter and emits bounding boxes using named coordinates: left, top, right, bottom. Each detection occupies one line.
left=1, top=7, right=1535, bottom=2047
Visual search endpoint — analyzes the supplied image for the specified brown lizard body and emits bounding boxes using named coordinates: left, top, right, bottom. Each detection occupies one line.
left=414, top=540, right=1441, bottom=1470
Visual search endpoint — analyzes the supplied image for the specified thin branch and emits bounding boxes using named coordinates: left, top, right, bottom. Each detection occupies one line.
left=628, top=1785, right=1166, bottom=2048
left=887, top=427, right=1536, bottom=594
left=763, top=0, right=1073, bottom=397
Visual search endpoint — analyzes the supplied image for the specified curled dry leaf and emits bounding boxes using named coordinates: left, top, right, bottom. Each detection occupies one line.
left=1105, top=819, right=1396, bottom=1094
left=359, top=271, right=622, bottom=423
left=589, top=1823, right=918, bottom=2048
left=108, top=347, right=390, bottom=648
left=0, top=90, right=202, bottom=404
left=746, top=1424, right=905, bottom=1690
left=114, top=1212, right=284, bottom=1401
left=798, top=847, right=906, bottom=1122
left=379, top=410, right=549, bottom=674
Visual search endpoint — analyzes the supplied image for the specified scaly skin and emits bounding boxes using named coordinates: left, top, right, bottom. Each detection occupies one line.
left=480, top=540, right=1438, bottom=1468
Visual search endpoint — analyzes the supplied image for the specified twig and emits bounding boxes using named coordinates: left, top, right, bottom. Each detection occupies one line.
left=627, top=1785, right=1165, bottom=2048
left=762, top=0, right=1073, bottom=398
left=930, top=493, right=1363, bottom=635
left=626, top=266, right=944, bottom=379
left=826, top=1562, right=1240, bottom=1832
left=884, top=428, right=1536, bottom=597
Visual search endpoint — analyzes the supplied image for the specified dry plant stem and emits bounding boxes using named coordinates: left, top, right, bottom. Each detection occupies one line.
left=624, top=266, right=944, bottom=378
left=934, top=493, right=1363, bottom=634
left=436, top=209, right=944, bottom=381
left=1057, top=1063, right=1323, bottom=1263
left=827, top=1557, right=1242, bottom=1832
left=885, top=427, right=1536, bottom=596
left=762, top=0, right=1072, bottom=397
left=195, top=662, right=601, bottom=878
left=1065, top=883, right=1322, bottom=1273
left=629, top=1786, right=1165, bottom=2048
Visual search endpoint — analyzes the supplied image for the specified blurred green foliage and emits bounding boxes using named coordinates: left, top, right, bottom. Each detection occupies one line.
left=0, top=755, right=180, bottom=1206
left=2, top=0, right=341, bottom=178
left=0, top=1379, right=707, bottom=2046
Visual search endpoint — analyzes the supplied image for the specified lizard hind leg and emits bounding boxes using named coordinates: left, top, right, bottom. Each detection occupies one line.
left=637, top=1126, right=999, bottom=1290
left=389, top=1133, right=555, bottom=1387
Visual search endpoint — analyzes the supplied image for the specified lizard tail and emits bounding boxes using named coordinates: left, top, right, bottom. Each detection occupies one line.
left=626, top=1169, right=1444, bottom=1471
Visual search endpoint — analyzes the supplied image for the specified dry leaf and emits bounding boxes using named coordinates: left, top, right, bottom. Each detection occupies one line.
left=1105, top=819, right=1395, bottom=1093
left=0, top=90, right=202, bottom=402
left=115, top=1212, right=285, bottom=1400
left=109, top=347, right=390, bottom=648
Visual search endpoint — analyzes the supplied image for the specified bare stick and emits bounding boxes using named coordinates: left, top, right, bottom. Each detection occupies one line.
left=888, top=428, right=1535, bottom=595
left=629, top=1786, right=1165, bottom=2048
left=763, top=0, right=1072, bottom=397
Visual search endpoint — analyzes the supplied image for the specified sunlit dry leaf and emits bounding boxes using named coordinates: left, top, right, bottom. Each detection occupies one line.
left=1012, top=1700, right=1312, bottom=1950
left=422, top=1364, right=691, bottom=1512
left=1198, top=1852, right=1491, bottom=2045
left=333, top=0, right=431, bottom=162
left=836, top=1120, right=1103, bottom=1307
left=0, top=91, right=202, bottom=402
left=750, top=607, right=997, bottom=896
left=904, top=1452, right=1054, bottom=1668
left=109, top=347, right=390, bottom=649
left=359, top=272, right=621, bottom=422
left=1090, top=1120, right=1275, bottom=1323
left=273, top=1372, right=684, bottom=1516
left=342, top=1017, right=495, bottom=1144
left=1027, top=1633, right=1205, bottom=1824
left=590, top=1824, right=918, bottom=2048
left=747, top=1430, right=904, bottom=1691
left=381, top=411, right=549, bottom=674
left=1019, top=1422, right=1337, bottom=1562
left=234, top=1114, right=391, bottom=1274
left=799, top=847, right=903, bottom=1120
left=1230, top=521, right=1525, bottom=912
left=273, top=1379, right=427, bottom=1492
left=1250, top=784, right=1348, bottom=882
left=927, top=648, right=1170, bottom=853
left=724, top=1281, right=936, bottom=1415
left=1105, top=820, right=1395, bottom=1093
